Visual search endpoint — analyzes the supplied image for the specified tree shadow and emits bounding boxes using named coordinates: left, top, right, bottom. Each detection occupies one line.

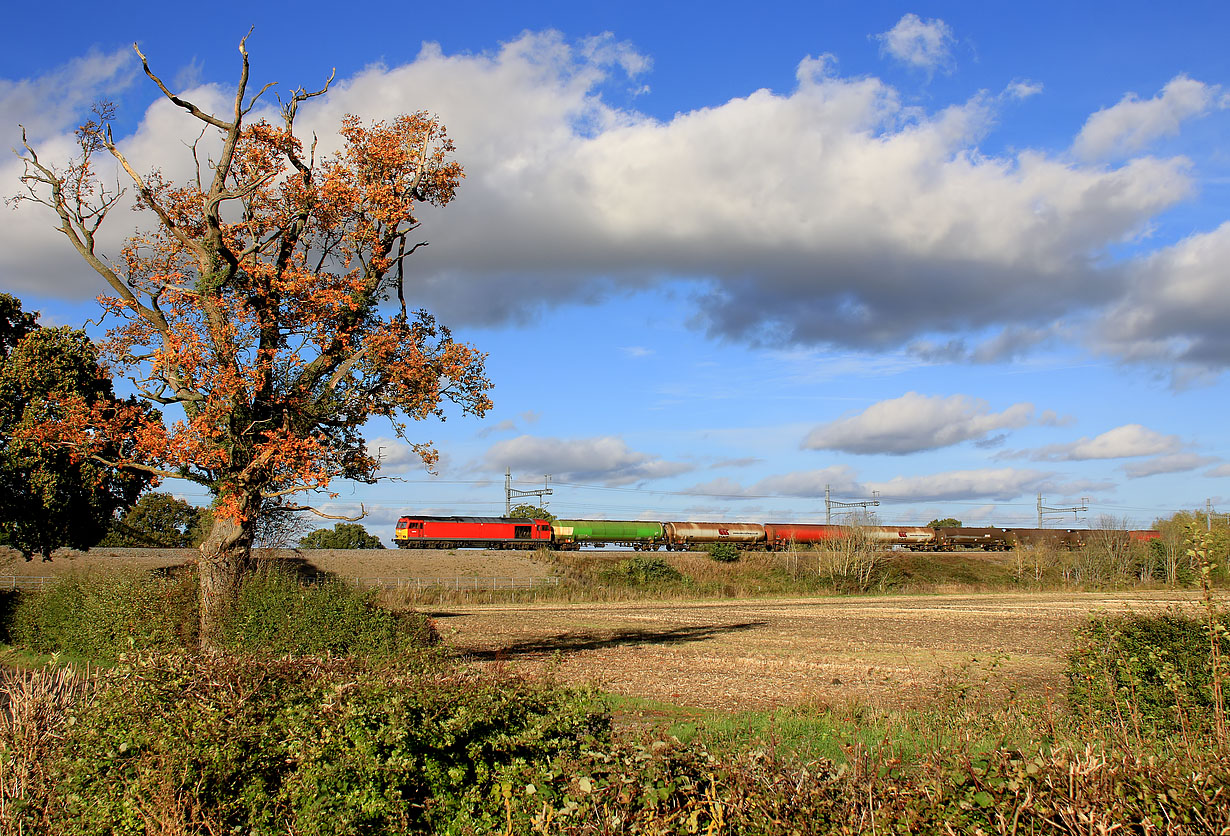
left=463, top=620, right=768, bottom=660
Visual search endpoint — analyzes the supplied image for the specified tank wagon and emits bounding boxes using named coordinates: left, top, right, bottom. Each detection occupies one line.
left=663, top=521, right=767, bottom=550
left=394, top=516, right=553, bottom=549
left=552, top=519, right=665, bottom=550
left=763, top=523, right=934, bottom=550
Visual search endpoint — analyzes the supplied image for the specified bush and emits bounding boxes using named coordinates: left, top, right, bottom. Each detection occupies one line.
left=298, top=522, right=385, bottom=549
left=7, top=572, right=198, bottom=662
left=5, top=568, right=436, bottom=662
left=1067, top=608, right=1230, bottom=732
left=602, top=556, right=686, bottom=586
left=705, top=542, right=740, bottom=562
left=17, top=655, right=608, bottom=835
left=223, top=569, right=436, bottom=656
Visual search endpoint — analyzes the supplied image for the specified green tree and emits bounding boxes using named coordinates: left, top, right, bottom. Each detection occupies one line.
left=0, top=296, right=151, bottom=559
left=928, top=518, right=962, bottom=529
left=102, top=491, right=211, bottom=548
left=509, top=504, right=555, bottom=522
left=299, top=522, right=386, bottom=550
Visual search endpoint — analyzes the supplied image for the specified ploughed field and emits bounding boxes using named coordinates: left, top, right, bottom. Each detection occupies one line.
left=441, top=591, right=1202, bottom=711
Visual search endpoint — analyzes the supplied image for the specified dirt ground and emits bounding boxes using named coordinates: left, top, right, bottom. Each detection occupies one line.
left=438, top=591, right=1203, bottom=711
left=0, top=547, right=553, bottom=581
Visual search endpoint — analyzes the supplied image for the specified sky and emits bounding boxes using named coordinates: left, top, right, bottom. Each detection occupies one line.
left=2, top=0, right=1229, bottom=542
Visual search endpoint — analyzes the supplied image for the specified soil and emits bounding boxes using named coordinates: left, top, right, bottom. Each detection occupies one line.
left=438, top=590, right=1203, bottom=711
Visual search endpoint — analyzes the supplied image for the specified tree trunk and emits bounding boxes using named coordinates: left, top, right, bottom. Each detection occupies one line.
left=196, top=499, right=256, bottom=651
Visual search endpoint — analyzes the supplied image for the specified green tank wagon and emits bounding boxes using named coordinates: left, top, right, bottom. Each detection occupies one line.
left=551, top=519, right=665, bottom=550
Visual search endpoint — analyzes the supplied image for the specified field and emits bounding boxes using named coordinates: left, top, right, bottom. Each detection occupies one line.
left=1, top=546, right=1205, bottom=710
left=0, top=546, right=553, bottom=582
left=441, top=590, right=1202, bottom=710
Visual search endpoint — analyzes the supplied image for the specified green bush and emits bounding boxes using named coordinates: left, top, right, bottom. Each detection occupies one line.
left=5, top=568, right=435, bottom=662
left=223, top=569, right=435, bottom=656
left=705, top=542, right=740, bottom=562
left=1067, top=608, right=1230, bottom=731
left=8, top=572, right=198, bottom=661
left=24, top=655, right=608, bottom=835
left=602, top=556, right=686, bottom=586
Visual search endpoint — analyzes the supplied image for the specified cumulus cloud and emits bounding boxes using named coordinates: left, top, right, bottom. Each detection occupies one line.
left=366, top=437, right=434, bottom=472
left=1096, top=221, right=1230, bottom=371
left=482, top=434, right=692, bottom=485
left=1205, top=464, right=1230, bottom=478
left=864, top=468, right=1051, bottom=502
left=1011, top=424, right=1182, bottom=462
left=802, top=392, right=1035, bottom=455
left=1073, top=75, right=1225, bottom=161
left=0, top=48, right=135, bottom=148
left=0, top=32, right=1217, bottom=371
left=875, top=14, right=956, bottom=73
left=1123, top=453, right=1219, bottom=479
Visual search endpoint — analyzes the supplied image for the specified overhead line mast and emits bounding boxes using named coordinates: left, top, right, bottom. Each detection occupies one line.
left=505, top=469, right=553, bottom=515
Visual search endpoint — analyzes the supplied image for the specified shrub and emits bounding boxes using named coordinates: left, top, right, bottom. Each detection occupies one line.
left=7, top=572, right=198, bottom=662
left=223, top=569, right=436, bottom=656
left=602, top=556, right=686, bottom=586
left=20, top=655, right=608, bottom=835
left=1067, top=608, right=1230, bottom=732
left=298, top=522, right=385, bottom=549
left=705, top=542, right=740, bottom=563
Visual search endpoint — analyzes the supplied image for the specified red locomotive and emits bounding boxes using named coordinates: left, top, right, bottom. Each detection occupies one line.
left=394, top=516, right=554, bottom=549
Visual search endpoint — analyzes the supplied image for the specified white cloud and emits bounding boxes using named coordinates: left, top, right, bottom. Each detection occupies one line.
left=1123, top=453, right=1219, bottom=479
left=0, top=33, right=1212, bottom=370
left=366, top=437, right=434, bottom=472
left=0, top=48, right=135, bottom=148
left=803, top=392, right=1035, bottom=454
left=865, top=468, right=1050, bottom=501
left=1097, top=221, right=1230, bottom=371
left=482, top=434, right=692, bottom=485
left=1016, top=424, right=1182, bottom=461
left=1073, top=75, right=1224, bottom=161
left=1205, top=464, right=1230, bottom=478
left=875, top=14, right=956, bottom=73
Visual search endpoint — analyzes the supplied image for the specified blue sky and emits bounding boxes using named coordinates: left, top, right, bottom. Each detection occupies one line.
left=3, top=1, right=1229, bottom=540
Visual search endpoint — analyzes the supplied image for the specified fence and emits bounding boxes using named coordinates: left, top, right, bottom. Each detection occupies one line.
left=0, top=576, right=58, bottom=591
left=0, top=574, right=559, bottom=593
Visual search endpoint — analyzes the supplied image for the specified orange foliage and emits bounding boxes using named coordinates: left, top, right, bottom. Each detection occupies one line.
left=16, top=44, right=491, bottom=531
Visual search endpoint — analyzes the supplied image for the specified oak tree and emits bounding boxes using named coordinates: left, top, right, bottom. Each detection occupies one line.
left=0, top=295, right=151, bottom=558
left=101, top=491, right=211, bottom=548
left=14, top=37, right=492, bottom=645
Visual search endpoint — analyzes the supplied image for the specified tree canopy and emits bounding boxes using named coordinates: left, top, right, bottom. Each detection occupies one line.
left=299, top=522, right=385, bottom=550
left=14, top=37, right=491, bottom=643
left=0, top=294, right=151, bottom=558
left=927, top=518, right=963, bottom=530
left=102, top=491, right=211, bottom=548
left=508, top=504, right=555, bottom=522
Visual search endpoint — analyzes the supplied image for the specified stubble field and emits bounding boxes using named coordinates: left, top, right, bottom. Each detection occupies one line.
left=441, top=591, right=1203, bottom=710
left=1, top=547, right=1202, bottom=711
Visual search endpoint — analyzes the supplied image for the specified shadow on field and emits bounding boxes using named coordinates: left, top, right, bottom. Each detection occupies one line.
left=0, top=589, right=16, bottom=643
left=464, top=621, right=768, bottom=660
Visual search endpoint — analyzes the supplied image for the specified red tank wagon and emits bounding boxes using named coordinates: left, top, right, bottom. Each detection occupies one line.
left=394, top=516, right=553, bottom=549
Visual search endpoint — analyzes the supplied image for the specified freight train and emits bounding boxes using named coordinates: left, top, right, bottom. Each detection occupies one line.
left=393, top=515, right=1160, bottom=551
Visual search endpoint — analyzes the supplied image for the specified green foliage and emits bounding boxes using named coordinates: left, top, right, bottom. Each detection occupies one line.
left=22, top=655, right=608, bottom=835
left=705, top=542, right=740, bottom=562
left=8, top=572, right=198, bottom=662
left=0, top=296, right=152, bottom=558
left=928, top=518, right=962, bottom=529
left=602, top=556, right=686, bottom=586
left=101, top=491, right=212, bottom=548
left=509, top=503, right=555, bottom=521
left=298, top=522, right=386, bottom=549
left=222, top=569, right=435, bottom=656
left=1067, top=608, right=1230, bottom=731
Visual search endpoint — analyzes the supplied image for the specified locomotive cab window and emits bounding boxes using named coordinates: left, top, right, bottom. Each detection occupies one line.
left=514, top=525, right=531, bottom=539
